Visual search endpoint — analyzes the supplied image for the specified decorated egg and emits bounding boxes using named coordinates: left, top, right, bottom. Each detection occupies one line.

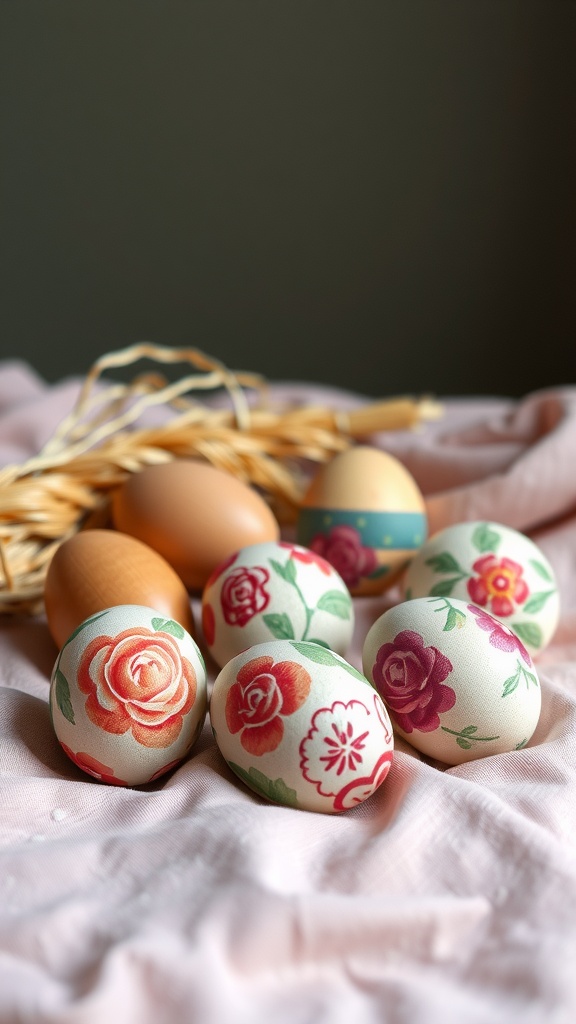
left=201, top=540, right=354, bottom=668
left=210, top=639, right=394, bottom=813
left=50, top=604, right=207, bottom=786
left=111, top=459, right=280, bottom=591
left=403, top=520, right=560, bottom=657
left=44, top=529, right=195, bottom=649
left=296, top=446, right=427, bottom=596
left=362, top=597, right=541, bottom=765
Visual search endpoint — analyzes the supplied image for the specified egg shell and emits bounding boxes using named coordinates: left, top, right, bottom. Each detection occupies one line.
left=403, top=520, right=560, bottom=657
left=362, top=597, right=541, bottom=766
left=201, top=541, right=354, bottom=668
left=296, top=446, right=427, bottom=596
left=50, top=604, right=207, bottom=786
left=44, top=529, right=195, bottom=649
left=209, top=639, right=394, bottom=813
left=111, top=459, right=280, bottom=591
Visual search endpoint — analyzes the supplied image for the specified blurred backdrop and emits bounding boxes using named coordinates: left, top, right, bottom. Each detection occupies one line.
left=1, top=0, right=575, bottom=397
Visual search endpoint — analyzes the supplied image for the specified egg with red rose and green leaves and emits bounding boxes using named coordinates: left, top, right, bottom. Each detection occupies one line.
left=296, top=446, right=427, bottom=596
left=201, top=541, right=354, bottom=668
left=362, top=597, right=541, bottom=765
left=209, top=639, right=394, bottom=813
left=403, top=520, right=560, bottom=657
left=50, top=604, right=207, bottom=786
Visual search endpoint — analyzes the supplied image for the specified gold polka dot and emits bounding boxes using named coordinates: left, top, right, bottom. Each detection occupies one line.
left=383, top=535, right=393, bottom=546
left=323, top=514, right=332, bottom=526
left=357, top=517, right=366, bottom=528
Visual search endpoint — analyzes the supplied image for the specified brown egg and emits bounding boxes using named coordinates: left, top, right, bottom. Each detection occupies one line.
left=110, top=459, right=280, bottom=591
left=44, top=529, right=195, bottom=648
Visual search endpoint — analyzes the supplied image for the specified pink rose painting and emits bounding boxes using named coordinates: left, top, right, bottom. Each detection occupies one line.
left=220, top=566, right=271, bottom=628
left=309, top=525, right=377, bottom=590
left=467, top=605, right=531, bottom=664
left=372, top=629, right=456, bottom=733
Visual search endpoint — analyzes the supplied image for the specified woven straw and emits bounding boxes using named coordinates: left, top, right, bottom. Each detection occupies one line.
left=0, top=343, right=441, bottom=615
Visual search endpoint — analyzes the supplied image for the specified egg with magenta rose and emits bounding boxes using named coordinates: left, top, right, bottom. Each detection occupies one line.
left=296, top=446, right=427, bottom=596
left=362, top=597, right=541, bottom=766
left=50, top=604, right=207, bottom=786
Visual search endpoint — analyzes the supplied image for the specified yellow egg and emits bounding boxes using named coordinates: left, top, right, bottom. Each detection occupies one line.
left=296, top=446, right=427, bottom=595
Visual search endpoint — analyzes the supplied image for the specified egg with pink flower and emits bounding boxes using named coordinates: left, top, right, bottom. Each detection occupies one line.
left=50, top=604, right=207, bottom=786
left=201, top=541, right=354, bottom=668
left=296, top=446, right=427, bottom=596
left=362, top=596, right=541, bottom=765
left=210, top=639, right=394, bottom=813
left=403, top=521, right=560, bottom=657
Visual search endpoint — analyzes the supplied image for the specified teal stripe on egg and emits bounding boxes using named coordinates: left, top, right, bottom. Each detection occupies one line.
left=297, top=508, right=427, bottom=550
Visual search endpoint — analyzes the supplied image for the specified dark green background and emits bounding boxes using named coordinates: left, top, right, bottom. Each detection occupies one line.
left=1, top=1, right=575, bottom=396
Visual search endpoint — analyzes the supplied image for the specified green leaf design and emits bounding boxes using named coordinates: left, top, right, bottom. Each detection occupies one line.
left=405, top=587, right=413, bottom=601
left=514, top=621, right=543, bottom=649
left=442, top=725, right=500, bottom=746
left=316, top=590, right=352, bottom=620
left=227, top=762, right=298, bottom=807
left=270, top=558, right=297, bottom=585
left=444, top=606, right=467, bottom=631
left=425, top=552, right=464, bottom=574
left=429, top=577, right=461, bottom=597
left=472, top=523, right=501, bottom=554
left=502, top=669, right=520, bottom=698
left=151, top=617, right=185, bottom=639
left=530, top=558, right=553, bottom=582
left=54, top=669, right=75, bottom=724
left=290, top=642, right=369, bottom=683
left=262, top=612, right=295, bottom=640
left=523, top=590, right=555, bottom=614
left=307, top=638, right=331, bottom=648
left=367, top=565, right=390, bottom=580
left=515, top=738, right=528, bottom=750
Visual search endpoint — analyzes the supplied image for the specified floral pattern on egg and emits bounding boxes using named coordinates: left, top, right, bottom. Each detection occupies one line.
left=201, top=541, right=354, bottom=668
left=50, top=605, right=207, bottom=786
left=403, top=521, right=560, bottom=656
left=362, top=597, right=542, bottom=765
left=210, top=640, right=394, bottom=814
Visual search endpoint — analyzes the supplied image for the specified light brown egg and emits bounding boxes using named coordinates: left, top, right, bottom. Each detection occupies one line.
left=110, top=459, right=280, bottom=591
left=44, top=529, right=195, bottom=648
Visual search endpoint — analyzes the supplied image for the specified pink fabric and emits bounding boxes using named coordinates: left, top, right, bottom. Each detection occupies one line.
left=1, top=363, right=576, bottom=1023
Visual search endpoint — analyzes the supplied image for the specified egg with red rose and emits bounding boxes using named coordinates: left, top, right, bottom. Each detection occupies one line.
left=362, top=597, right=542, bottom=765
left=50, top=604, right=207, bottom=786
left=209, top=639, right=394, bottom=813
left=201, top=540, right=354, bottom=668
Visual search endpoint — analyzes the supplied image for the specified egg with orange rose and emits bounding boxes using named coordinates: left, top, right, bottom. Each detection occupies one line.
left=209, top=639, right=394, bottom=813
left=50, top=604, right=207, bottom=786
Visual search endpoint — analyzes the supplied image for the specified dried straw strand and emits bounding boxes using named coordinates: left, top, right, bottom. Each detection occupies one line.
left=0, top=343, right=442, bottom=614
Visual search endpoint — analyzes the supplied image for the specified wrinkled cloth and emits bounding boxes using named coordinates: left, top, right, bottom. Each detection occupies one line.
left=1, top=361, right=576, bottom=1024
